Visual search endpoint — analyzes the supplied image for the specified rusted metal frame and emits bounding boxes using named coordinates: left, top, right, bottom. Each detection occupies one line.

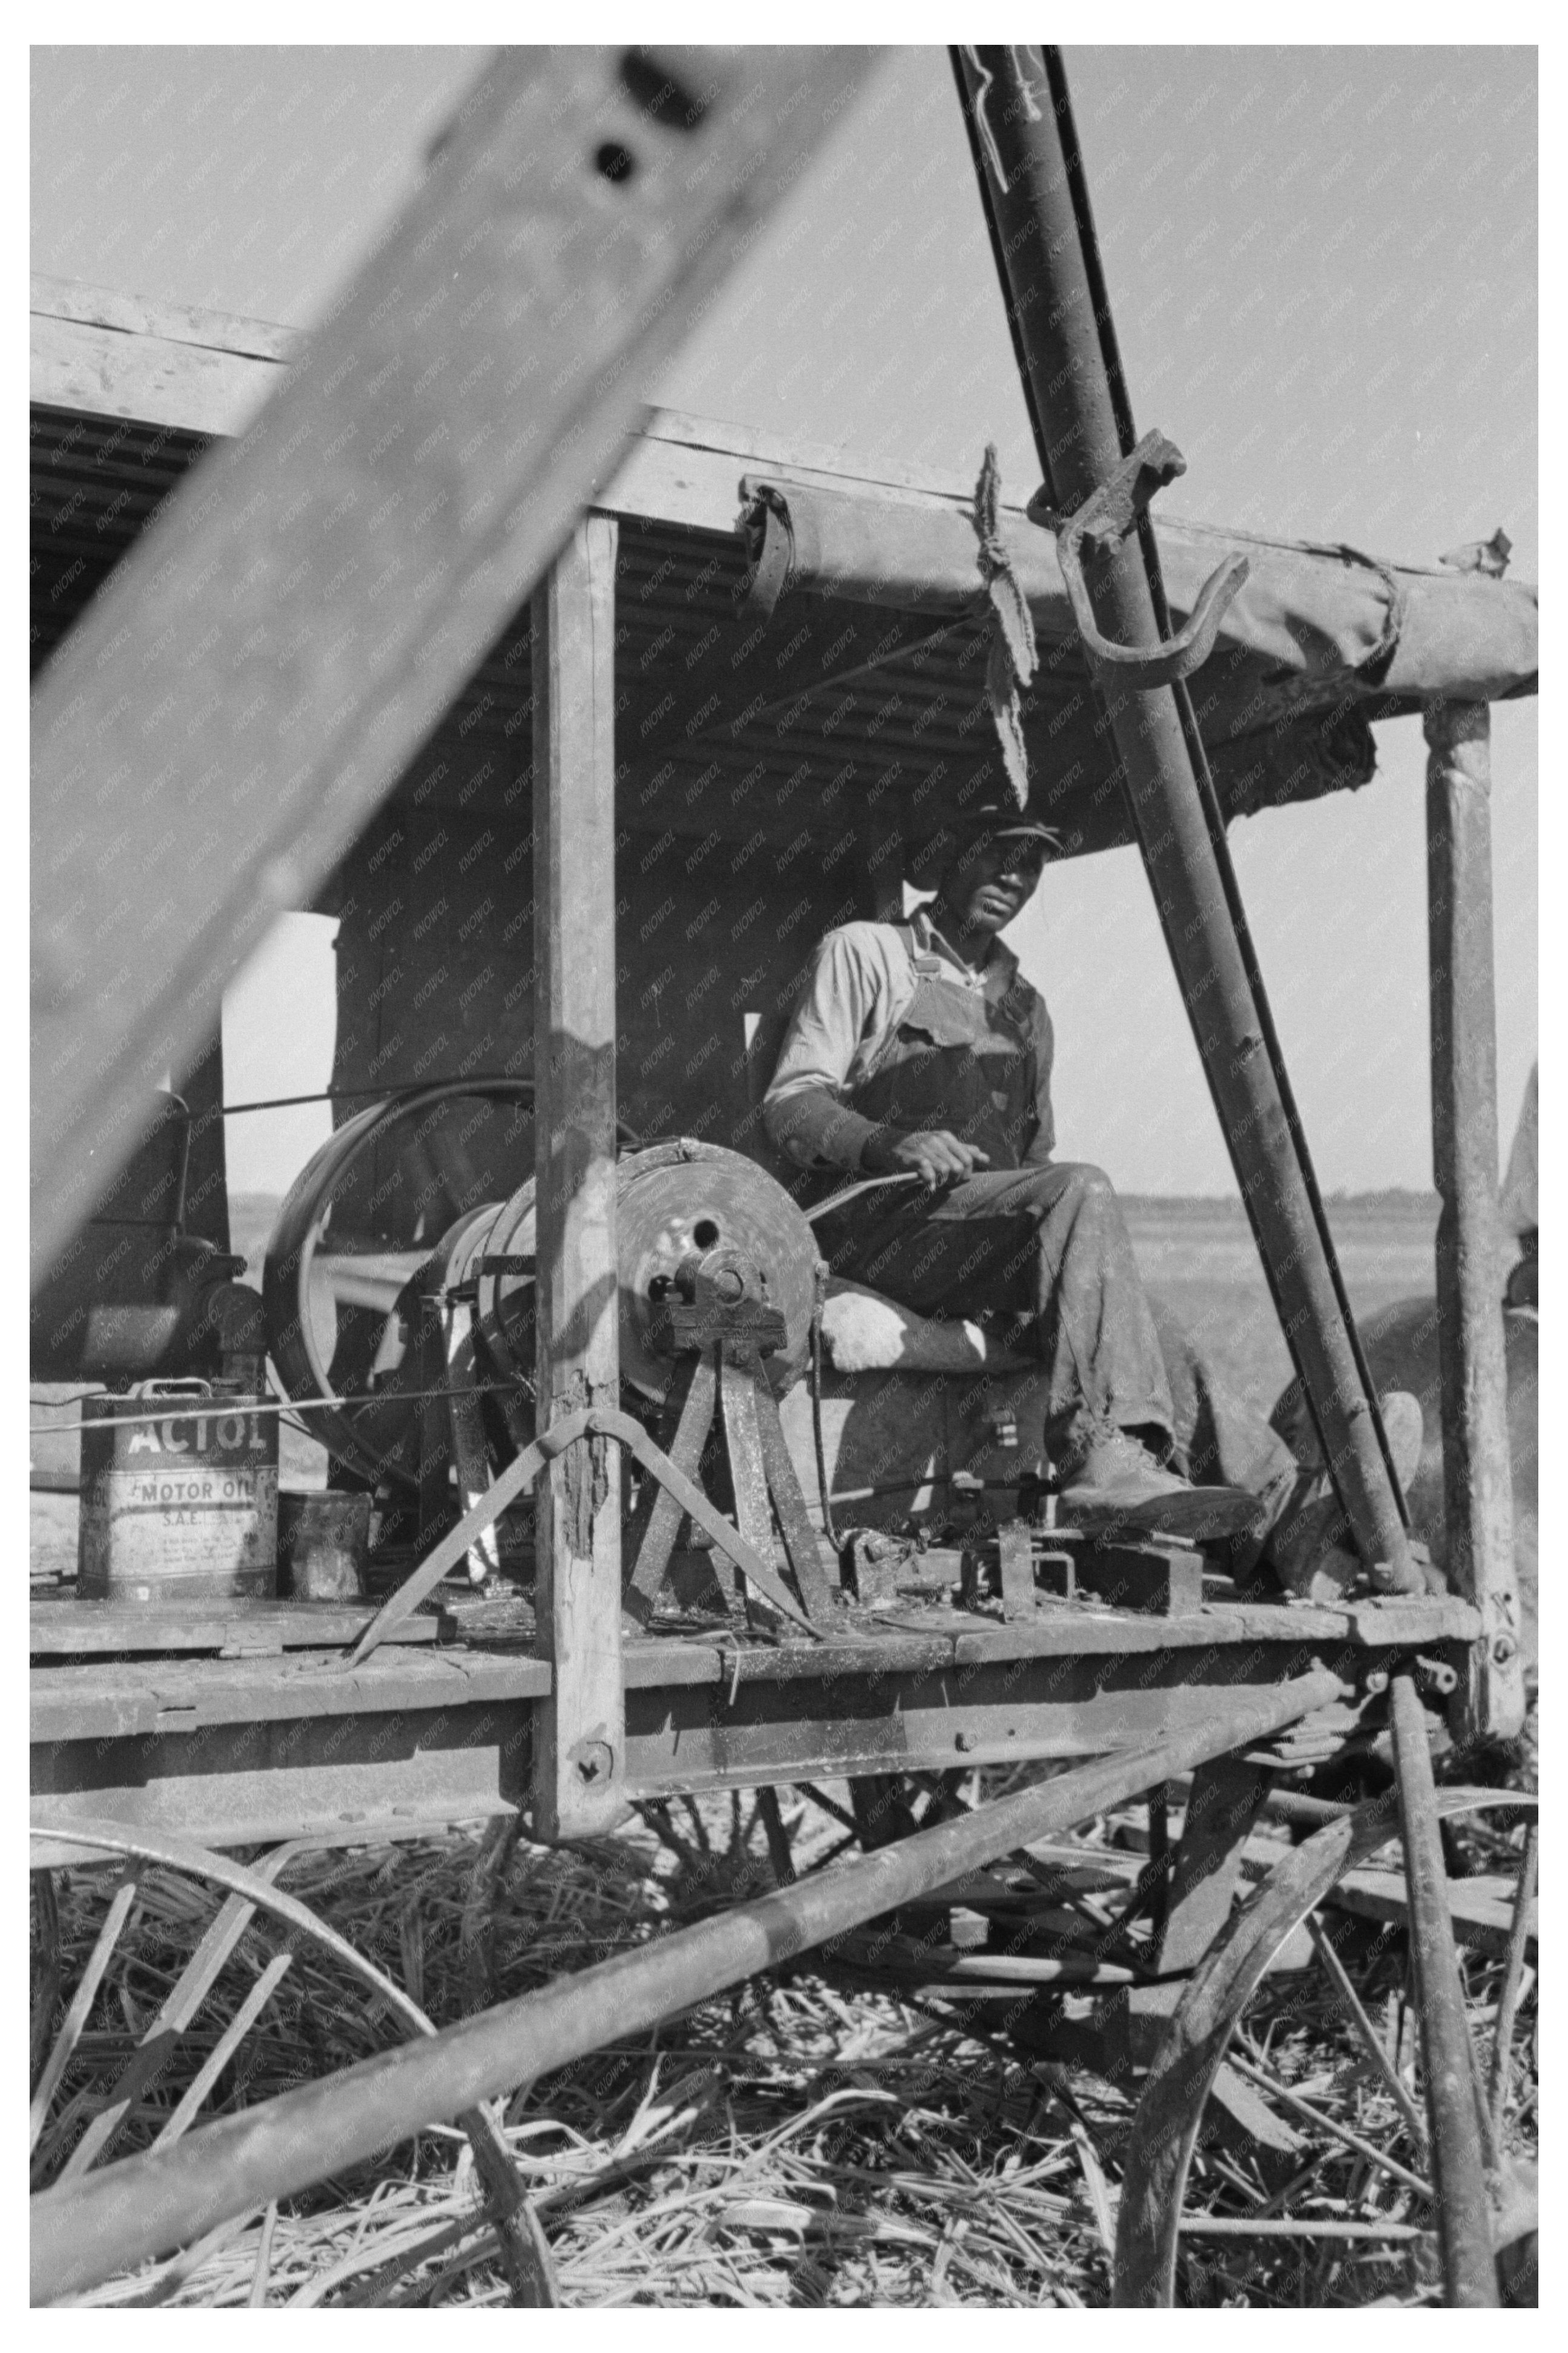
left=349, top=1424, right=572, bottom=1665
left=58, top=1838, right=308, bottom=2182
left=532, top=515, right=626, bottom=1840
left=1305, top=1911, right=1429, bottom=2150
left=30, top=1660, right=1515, bottom=1874
left=28, top=1628, right=1438, bottom=1858
left=1424, top=700, right=1524, bottom=1739
left=30, top=45, right=877, bottom=1285
left=29, top=1874, right=138, bottom=2155
left=952, top=44, right=1417, bottom=1592
left=603, top=1406, right=822, bottom=1634
left=29, top=1669, right=1343, bottom=2301
left=1088, top=458, right=1413, bottom=1534
left=53, top=1378, right=817, bottom=1680
left=1388, top=1674, right=1499, bottom=2305
left=28, top=1821, right=552, bottom=2306
left=150, top=1952, right=295, bottom=2151
left=1112, top=1778, right=1514, bottom=2306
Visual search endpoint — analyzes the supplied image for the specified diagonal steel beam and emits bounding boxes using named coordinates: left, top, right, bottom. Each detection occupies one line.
left=951, top=44, right=1418, bottom=1591
left=31, top=1669, right=1343, bottom=2301
left=30, top=44, right=878, bottom=1284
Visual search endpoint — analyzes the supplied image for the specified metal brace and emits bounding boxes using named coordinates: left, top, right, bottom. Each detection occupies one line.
left=1028, top=428, right=1250, bottom=690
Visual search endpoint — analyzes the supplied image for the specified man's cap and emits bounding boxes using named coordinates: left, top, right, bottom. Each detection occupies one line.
left=904, top=802, right=1064, bottom=885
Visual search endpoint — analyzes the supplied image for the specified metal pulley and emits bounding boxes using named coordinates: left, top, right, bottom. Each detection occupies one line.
left=614, top=1141, right=820, bottom=1399
left=464, top=1140, right=820, bottom=1398
left=264, top=1130, right=821, bottom=1487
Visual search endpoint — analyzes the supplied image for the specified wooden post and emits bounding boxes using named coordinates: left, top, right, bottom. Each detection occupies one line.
left=30, top=47, right=877, bottom=1287
left=1424, top=699, right=1524, bottom=1742
left=532, top=515, right=625, bottom=1840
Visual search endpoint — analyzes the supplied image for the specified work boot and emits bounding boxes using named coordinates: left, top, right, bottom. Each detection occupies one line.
left=1260, top=1391, right=1424, bottom=1603
left=1056, top=1417, right=1261, bottom=1544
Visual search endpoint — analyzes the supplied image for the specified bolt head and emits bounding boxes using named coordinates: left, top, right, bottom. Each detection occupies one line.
left=571, top=1738, right=614, bottom=1786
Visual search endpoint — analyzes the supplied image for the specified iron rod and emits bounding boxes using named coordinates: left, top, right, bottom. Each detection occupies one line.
left=1178, top=2217, right=1426, bottom=2243
left=1487, top=1818, right=1538, bottom=2134
left=30, top=1669, right=1342, bottom=2302
left=952, top=45, right=1415, bottom=1592
left=1389, top=1673, right=1498, bottom=2306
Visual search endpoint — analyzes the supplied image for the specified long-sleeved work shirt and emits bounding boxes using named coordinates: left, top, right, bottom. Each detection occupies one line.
left=763, top=909, right=1056, bottom=1174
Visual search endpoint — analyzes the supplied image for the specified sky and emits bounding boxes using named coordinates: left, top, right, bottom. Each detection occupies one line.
left=31, top=43, right=1538, bottom=1196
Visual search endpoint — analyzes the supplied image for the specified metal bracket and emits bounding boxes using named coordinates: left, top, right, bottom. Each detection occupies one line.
left=1030, top=429, right=1250, bottom=691
left=739, top=486, right=796, bottom=624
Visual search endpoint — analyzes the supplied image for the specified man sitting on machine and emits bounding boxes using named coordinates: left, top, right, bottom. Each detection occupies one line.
left=763, top=802, right=1334, bottom=1550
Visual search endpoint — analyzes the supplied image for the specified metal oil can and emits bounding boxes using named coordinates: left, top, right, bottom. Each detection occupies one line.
left=78, top=1379, right=278, bottom=1602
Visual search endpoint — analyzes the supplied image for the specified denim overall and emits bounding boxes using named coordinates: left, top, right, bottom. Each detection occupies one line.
left=814, top=928, right=1181, bottom=1457
left=848, top=932, right=1042, bottom=1173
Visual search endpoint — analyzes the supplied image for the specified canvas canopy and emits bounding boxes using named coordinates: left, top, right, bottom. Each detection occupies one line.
left=30, top=262, right=1537, bottom=866
left=667, top=475, right=1539, bottom=859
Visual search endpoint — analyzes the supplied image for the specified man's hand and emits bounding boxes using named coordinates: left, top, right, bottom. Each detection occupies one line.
left=861, top=1128, right=990, bottom=1190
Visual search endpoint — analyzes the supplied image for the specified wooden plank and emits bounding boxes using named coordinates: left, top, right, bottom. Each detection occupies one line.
left=30, top=312, right=280, bottom=438
left=1425, top=699, right=1524, bottom=1741
left=1328, top=1866, right=1537, bottom=1966
left=1155, top=1754, right=1272, bottom=1973
left=531, top=516, right=625, bottom=1840
left=30, top=45, right=877, bottom=1284
left=597, top=411, right=978, bottom=535
left=30, top=273, right=300, bottom=362
left=29, top=1600, right=439, bottom=1657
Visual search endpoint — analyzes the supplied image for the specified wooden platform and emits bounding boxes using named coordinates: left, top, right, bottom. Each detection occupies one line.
left=29, top=1598, right=444, bottom=1658
left=30, top=1588, right=1480, bottom=1866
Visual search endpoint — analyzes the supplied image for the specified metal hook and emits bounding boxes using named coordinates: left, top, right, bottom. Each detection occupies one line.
left=1032, top=429, right=1251, bottom=691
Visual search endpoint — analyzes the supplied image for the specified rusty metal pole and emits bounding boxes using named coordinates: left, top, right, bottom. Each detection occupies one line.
left=1424, top=699, right=1524, bottom=1740
left=1389, top=1673, right=1500, bottom=2306
left=950, top=45, right=1416, bottom=1591
left=30, top=1670, right=1342, bottom=2302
